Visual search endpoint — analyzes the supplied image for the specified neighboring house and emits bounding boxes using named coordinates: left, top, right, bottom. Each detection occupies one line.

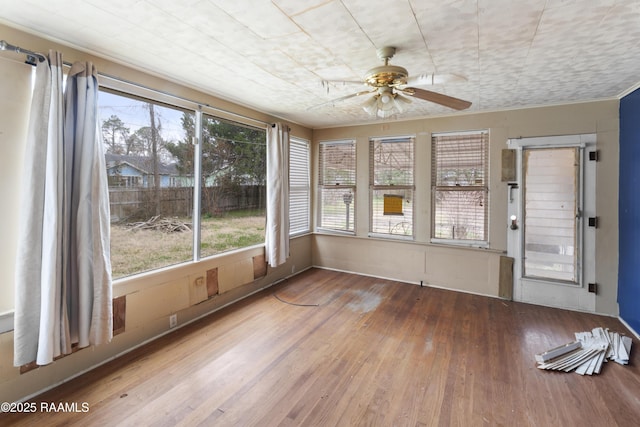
left=105, top=153, right=192, bottom=188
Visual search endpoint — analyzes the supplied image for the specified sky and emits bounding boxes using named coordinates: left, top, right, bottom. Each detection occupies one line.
left=98, top=90, right=190, bottom=145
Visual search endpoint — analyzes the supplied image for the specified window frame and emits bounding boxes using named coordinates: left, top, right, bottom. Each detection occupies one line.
left=98, top=77, right=271, bottom=280
left=369, top=136, right=416, bottom=239
left=99, top=88, right=198, bottom=278
left=431, top=130, right=489, bottom=247
left=197, top=113, right=267, bottom=260
left=317, top=139, right=357, bottom=234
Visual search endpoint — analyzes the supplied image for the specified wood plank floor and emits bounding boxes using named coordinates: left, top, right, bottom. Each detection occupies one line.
left=2, top=268, right=639, bottom=426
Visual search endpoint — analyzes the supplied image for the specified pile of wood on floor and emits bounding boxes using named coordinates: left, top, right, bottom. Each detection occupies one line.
left=535, top=327, right=632, bottom=376
left=127, top=215, right=191, bottom=233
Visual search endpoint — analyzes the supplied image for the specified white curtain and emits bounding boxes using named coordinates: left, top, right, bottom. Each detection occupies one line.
left=63, top=62, right=112, bottom=348
left=14, top=54, right=112, bottom=367
left=14, top=51, right=65, bottom=366
left=264, top=123, right=290, bottom=267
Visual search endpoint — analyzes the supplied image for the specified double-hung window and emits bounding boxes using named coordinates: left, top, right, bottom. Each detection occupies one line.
left=318, top=140, right=356, bottom=232
left=289, top=137, right=310, bottom=235
left=431, top=131, right=489, bottom=244
left=370, top=136, right=415, bottom=238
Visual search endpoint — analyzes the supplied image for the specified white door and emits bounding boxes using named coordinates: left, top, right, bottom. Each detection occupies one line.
left=507, top=134, right=596, bottom=312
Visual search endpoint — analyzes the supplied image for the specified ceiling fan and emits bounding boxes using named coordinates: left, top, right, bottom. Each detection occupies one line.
left=313, top=46, right=472, bottom=117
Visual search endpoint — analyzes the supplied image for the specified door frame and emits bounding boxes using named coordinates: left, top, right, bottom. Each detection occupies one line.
left=506, top=134, right=596, bottom=312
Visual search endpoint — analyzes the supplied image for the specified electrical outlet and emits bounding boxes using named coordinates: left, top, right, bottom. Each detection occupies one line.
left=169, top=314, right=177, bottom=328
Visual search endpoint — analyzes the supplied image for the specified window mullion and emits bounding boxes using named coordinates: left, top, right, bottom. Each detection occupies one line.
left=192, top=108, right=203, bottom=262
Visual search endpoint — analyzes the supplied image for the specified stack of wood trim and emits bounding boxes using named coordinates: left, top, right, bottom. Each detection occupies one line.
left=535, top=327, right=632, bottom=375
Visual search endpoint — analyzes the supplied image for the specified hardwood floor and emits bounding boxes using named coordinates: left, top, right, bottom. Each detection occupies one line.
left=2, top=268, right=639, bottom=426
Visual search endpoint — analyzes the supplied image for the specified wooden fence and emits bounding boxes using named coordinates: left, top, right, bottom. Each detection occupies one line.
left=109, top=185, right=265, bottom=222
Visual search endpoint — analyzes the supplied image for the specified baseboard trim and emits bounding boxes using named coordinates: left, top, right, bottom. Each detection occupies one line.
left=311, top=265, right=501, bottom=300
left=618, top=316, right=640, bottom=340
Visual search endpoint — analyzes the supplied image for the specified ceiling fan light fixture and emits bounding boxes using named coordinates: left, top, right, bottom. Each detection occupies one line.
left=377, top=87, right=396, bottom=108
left=362, top=87, right=407, bottom=117
left=362, top=95, right=379, bottom=115
left=391, top=96, right=407, bottom=113
left=378, top=96, right=395, bottom=112
left=396, top=94, right=412, bottom=105
left=376, top=107, right=395, bottom=119
left=379, top=92, right=393, bottom=104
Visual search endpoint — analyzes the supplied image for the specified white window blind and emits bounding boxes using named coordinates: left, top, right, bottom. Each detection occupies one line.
left=318, top=140, right=356, bottom=232
left=370, top=136, right=415, bottom=237
left=432, top=131, right=488, bottom=242
left=289, top=137, right=310, bottom=235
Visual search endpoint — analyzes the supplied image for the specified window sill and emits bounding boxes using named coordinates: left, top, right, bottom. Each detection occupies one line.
left=368, top=232, right=414, bottom=241
left=290, top=230, right=312, bottom=238
left=430, top=238, right=489, bottom=249
left=315, top=228, right=355, bottom=236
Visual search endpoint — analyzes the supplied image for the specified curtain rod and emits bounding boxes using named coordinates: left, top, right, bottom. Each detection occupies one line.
left=0, top=40, right=46, bottom=66
left=0, top=39, right=274, bottom=128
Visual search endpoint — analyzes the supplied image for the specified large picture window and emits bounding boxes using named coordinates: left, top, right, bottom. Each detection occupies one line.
left=290, top=137, right=310, bottom=235
left=370, top=136, right=415, bottom=237
left=318, top=140, right=356, bottom=232
left=99, top=89, right=268, bottom=278
left=431, top=131, right=489, bottom=244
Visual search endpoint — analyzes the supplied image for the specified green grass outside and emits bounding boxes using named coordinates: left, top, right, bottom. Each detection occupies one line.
left=110, top=210, right=265, bottom=279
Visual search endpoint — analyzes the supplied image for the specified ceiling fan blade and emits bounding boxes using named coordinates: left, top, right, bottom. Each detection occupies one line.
left=402, top=87, right=471, bottom=110
left=404, top=73, right=467, bottom=86
left=307, top=90, right=374, bottom=110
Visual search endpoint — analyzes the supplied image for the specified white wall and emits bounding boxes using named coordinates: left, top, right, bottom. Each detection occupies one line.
left=0, top=57, right=32, bottom=316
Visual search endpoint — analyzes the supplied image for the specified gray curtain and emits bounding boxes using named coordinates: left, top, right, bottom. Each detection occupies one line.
left=264, top=123, right=290, bottom=267
left=14, top=54, right=112, bottom=367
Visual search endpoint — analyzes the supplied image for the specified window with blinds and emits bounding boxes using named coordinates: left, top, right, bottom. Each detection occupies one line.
left=431, top=131, right=488, bottom=243
left=289, top=137, right=310, bottom=235
left=370, top=136, right=415, bottom=237
left=318, top=140, right=356, bottom=232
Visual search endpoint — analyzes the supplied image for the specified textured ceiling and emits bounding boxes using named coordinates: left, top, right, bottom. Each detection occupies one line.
left=1, top=0, right=640, bottom=128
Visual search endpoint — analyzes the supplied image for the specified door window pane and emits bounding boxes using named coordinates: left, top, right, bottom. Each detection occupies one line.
left=523, top=147, right=578, bottom=282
